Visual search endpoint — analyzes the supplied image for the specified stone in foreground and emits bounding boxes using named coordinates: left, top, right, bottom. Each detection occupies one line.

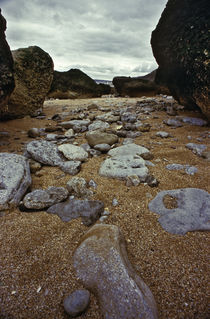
left=58, top=144, right=88, bottom=161
left=64, top=289, right=90, bottom=317
left=47, top=198, right=104, bottom=226
left=86, top=131, right=118, bottom=147
left=0, top=153, right=31, bottom=210
left=148, top=188, right=210, bottom=235
left=73, top=224, right=158, bottom=319
left=23, top=186, right=68, bottom=210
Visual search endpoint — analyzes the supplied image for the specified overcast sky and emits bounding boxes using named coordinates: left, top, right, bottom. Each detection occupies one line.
left=0, top=0, right=167, bottom=80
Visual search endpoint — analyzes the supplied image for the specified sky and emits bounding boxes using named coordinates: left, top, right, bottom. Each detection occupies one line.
left=0, top=0, right=167, bottom=80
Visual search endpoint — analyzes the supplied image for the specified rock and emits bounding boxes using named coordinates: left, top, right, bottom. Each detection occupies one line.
left=145, top=175, right=159, bottom=187
left=136, top=123, right=151, bottom=132
left=126, top=175, right=140, bottom=186
left=185, top=166, right=198, bottom=175
left=27, top=128, right=41, bottom=138
left=180, top=117, right=207, bottom=126
left=6, top=46, right=53, bottom=119
left=94, top=144, right=111, bottom=152
left=26, top=140, right=64, bottom=166
left=99, top=155, right=148, bottom=181
left=58, top=144, right=88, bottom=161
left=166, top=164, right=185, bottom=170
left=87, top=103, right=99, bottom=110
left=63, top=289, right=90, bottom=317
left=47, top=198, right=104, bottom=226
left=156, top=131, right=169, bottom=138
left=59, top=161, right=81, bottom=175
left=64, top=128, right=74, bottom=138
left=0, top=9, right=15, bottom=117
left=48, top=68, right=110, bottom=99
left=201, top=151, right=210, bottom=161
left=60, top=119, right=90, bottom=130
left=67, top=177, right=92, bottom=198
left=23, top=186, right=68, bottom=210
left=86, top=131, right=118, bottom=147
left=29, top=159, right=42, bottom=173
left=0, top=153, right=31, bottom=210
left=148, top=188, right=210, bottom=235
left=96, top=112, right=120, bottom=123
left=108, top=143, right=151, bottom=158
left=121, top=112, right=137, bottom=123
left=166, top=163, right=198, bottom=175
left=88, top=120, right=110, bottom=131
left=89, top=179, right=97, bottom=188
left=186, top=143, right=207, bottom=156
left=151, top=0, right=210, bottom=120
left=163, top=119, right=182, bottom=127
left=73, top=224, right=158, bottom=319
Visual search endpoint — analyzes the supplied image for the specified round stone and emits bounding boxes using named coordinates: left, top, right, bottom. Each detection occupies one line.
left=63, top=289, right=90, bottom=317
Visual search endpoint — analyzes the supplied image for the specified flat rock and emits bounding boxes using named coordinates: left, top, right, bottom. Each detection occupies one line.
left=67, top=177, right=92, bottom=198
left=88, top=120, right=110, bottom=131
left=94, top=144, right=111, bottom=152
left=0, top=153, right=31, bottom=210
left=26, top=140, right=64, bottom=166
left=156, top=131, right=169, bottom=138
left=108, top=143, right=151, bottom=158
left=58, top=144, right=88, bottom=161
left=60, top=119, right=90, bottom=129
left=186, top=143, right=207, bottom=156
left=96, top=112, right=120, bottom=123
left=163, top=119, right=182, bottom=127
left=47, top=198, right=104, bottom=226
left=73, top=224, right=158, bottom=319
left=148, top=188, right=210, bottom=235
left=23, top=186, right=68, bottom=210
left=166, top=163, right=198, bottom=175
left=86, top=131, right=118, bottom=147
left=64, top=289, right=90, bottom=317
left=180, top=117, right=207, bottom=126
left=59, top=161, right=81, bottom=175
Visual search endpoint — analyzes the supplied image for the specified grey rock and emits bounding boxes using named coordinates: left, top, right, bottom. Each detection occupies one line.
left=89, top=179, right=97, bottom=188
left=94, top=143, right=111, bottom=152
left=96, top=112, right=120, bottom=123
left=148, top=188, right=210, bottom=235
left=26, top=140, right=64, bottom=166
left=185, top=165, right=198, bottom=175
left=126, top=131, right=142, bottom=139
left=0, top=153, right=31, bottom=210
left=86, top=131, right=118, bottom=147
left=121, top=112, right=137, bottom=123
left=166, top=163, right=198, bottom=175
left=60, top=119, right=90, bottom=129
left=64, top=289, right=90, bottom=317
left=166, top=164, right=185, bottom=170
left=163, top=119, right=182, bottom=127
left=180, top=117, right=207, bottom=126
left=145, top=175, right=159, bottom=187
left=64, top=128, right=74, bottom=138
left=186, top=143, right=207, bottom=156
left=202, top=151, right=210, bottom=161
left=59, top=161, right=81, bottom=175
left=88, top=149, right=101, bottom=157
left=58, top=144, right=88, bottom=161
left=46, top=133, right=58, bottom=141
left=88, top=120, right=110, bottom=131
left=23, top=186, right=68, bottom=210
left=67, top=177, right=92, bottom=198
left=108, top=144, right=150, bottom=158
left=27, top=128, right=41, bottom=138
left=156, top=131, right=169, bottom=138
left=73, top=224, right=158, bottom=319
left=47, top=198, right=104, bottom=226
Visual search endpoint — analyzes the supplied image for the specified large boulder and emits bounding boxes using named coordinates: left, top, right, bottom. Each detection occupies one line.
left=48, top=68, right=111, bottom=99
left=151, top=0, right=210, bottom=120
left=73, top=224, right=158, bottom=319
left=4, top=46, right=53, bottom=119
left=0, top=9, right=15, bottom=118
left=113, top=71, right=169, bottom=97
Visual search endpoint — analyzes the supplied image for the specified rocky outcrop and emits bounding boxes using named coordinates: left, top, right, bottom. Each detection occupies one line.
left=3, top=46, right=53, bottom=119
left=73, top=224, right=158, bottom=319
left=0, top=9, right=15, bottom=117
left=113, top=72, right=169, bottom=97
left=151, top=0, right=210, bottom=120
left=48, top=68, right=111, bottom=99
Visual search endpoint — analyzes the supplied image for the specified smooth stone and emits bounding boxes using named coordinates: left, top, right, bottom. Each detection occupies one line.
left=108, top=143, right=151, bottom=158
left=88, top=120, right=110, bottom=131
left=23, top=186, right=68, bottom=210
left=186, top=143, right=207, bottom=156
left=60, top=119, right=90, bottom=129
left=67, top=177, right=92, bottom=197
left=112, top=198, right=119, bottom=206
left=0, top=153, right=31, bottom=210
left=59, top=161, right=81, bottom=175
left=46, top=133, right=58, bottom=141
left=58, top=144, right=88, bottom=161
left=156, top=131, right=169, bottom=138
left=47, top=198, right=104, bottom=226
left=27, top=128, right=41, bottom=138
left=163, top=119, right=182, bottom=127
left=87, top=103, right=99, bottom=110
left=166, top=164, right=198, bottom=175
left=64, top=289, right=90, bottom=317
left=180, top=117, right=207, bottom=126
left=94, top=144, right=111, bottom=152
left=73, top=224, right=158, bottom=319
left=185, top=166, right=198, bottom=175
left=29, top=159, right=42, bottom=173
left=99, top=155, right=149, bottom=181
left=26, top=140, right=64, bottom=166
left=86, top=131, right=118, bottom=147
left=166, top=164, right=185, bottom=170
left=148, top=188, right=210, bottom=235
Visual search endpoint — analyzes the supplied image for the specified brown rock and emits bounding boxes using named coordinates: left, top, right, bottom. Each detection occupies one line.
left=151, top=0, right=210, bottom=121
left=6, top=46, right=53, bottom=119
left=0, top=9, right=15, bottom=118
left=86, top=130, right=118, bottom=147
left=73, top=224, right=158, bottom=319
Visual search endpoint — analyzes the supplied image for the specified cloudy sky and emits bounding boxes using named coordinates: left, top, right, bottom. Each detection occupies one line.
left=0, top=0, right=167, bottom=80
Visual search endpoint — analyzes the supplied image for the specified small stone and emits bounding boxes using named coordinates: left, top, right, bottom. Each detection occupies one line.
left=58, top=144, right=88, bottom=161
left=65, top=129, right=74, bottom=138
left=112, top=198, right=119, bottom=206
left=27, top=128, right=41, bottom=138
left=94, top=143, right=111, bottom=152
left=63, top=289, right=90, bottom=317
left=186, top=143, right=207, bottom=156
left=156, top=131, right=169, bottom=138
left=145, top=175, right=159, bottom=187
left=29, top=159, right=42, bottom=173
left=67, top=177, right=92, bottom=198
left=59, top=161, right=81, bottom=175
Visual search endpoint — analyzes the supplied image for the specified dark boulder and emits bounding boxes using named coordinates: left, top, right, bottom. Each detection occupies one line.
left=0, top=9, right=15, bottom=118
left=113, top=71, right=169, bottom=97
left=48, top=68, right=111, bottom=99
left=151, top=0, right=210, bottom=120
left=4, top=46, right=54, bottom=119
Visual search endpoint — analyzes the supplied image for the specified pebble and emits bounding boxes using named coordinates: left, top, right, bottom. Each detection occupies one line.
left=63, top=289, right=90, bottom=317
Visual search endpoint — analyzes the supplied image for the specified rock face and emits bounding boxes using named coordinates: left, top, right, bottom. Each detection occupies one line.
left=4, top=46, right=53, bottom=119
left=0, top=153, right=31, bottom=210
left=48, top=68, right=111, bottom=99
left=0, top=9, right=15, bottom=117
left=73, top=224, right=158, bottom=319
left=148, top=188, right=210, bottom=235
left=151, top=0, right=210, bottom=120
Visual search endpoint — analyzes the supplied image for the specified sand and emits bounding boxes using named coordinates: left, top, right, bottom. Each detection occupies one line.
left=0, top=96, right=209, bottom=319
